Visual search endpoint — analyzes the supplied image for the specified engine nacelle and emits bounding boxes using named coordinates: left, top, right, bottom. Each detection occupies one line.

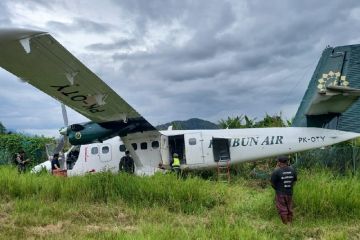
left=61, top=118, right=156, bottom=145
left=66, top=122, right=116, bottom=145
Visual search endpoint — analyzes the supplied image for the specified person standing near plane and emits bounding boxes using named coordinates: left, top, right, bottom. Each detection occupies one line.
left=270, top=156, right=297, bottom=224
left=51, top=153, right=61, bottom=174
left=171, top=153, right=181, bottom=177
left=119, top=150, right=135, bottom=174
left=16, top=150, right=30, bottom=173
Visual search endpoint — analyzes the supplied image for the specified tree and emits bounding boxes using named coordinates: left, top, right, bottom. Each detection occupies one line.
left=218, top=115, right=256, bottom=129
left=218, top=113, right=288, bottom=129
left=171, top=121, right=183, bottom=130
left=0, top=122, right=6, bottom=134
left=254, top=113, right=287, bottom=128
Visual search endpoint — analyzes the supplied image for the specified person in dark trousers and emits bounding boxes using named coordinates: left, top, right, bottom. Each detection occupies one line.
left=51, top=153, right=61, bottom=174
left=171, top=153, right=181, bottom=177
left=16, top=150, right=30, bottom=173
left=119, top=150, right=135, bottom=174
left=270, top=155, right=297, bottom=224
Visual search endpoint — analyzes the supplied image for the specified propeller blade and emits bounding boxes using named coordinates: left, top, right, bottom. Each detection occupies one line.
left=53, top=136, right=65, bottom=155
left=61, top=104, right=69, bottom=126
left=57, top=104, right=69, bottom=155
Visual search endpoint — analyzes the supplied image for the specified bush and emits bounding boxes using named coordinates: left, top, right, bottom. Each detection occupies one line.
left=0, top=134, right=54, bottom=166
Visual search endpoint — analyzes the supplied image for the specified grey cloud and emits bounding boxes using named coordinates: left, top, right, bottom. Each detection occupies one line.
left=86, top=38, right=138, bottom=51
left=18, top=0, right=54, bottom=10
left=112, top=0, right=360, bottom=85
left=112, top=0, right=189, bottom=23
left=46, top=18, right=112, bottom=33
left=0, top=2, right=11, bottom=27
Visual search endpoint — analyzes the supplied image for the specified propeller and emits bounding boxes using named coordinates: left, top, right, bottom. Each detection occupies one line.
left=54, top=103, right=69, bottom=154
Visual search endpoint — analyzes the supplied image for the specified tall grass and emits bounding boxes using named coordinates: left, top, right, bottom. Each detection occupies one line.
left=1, top=167, right=360, bottom=239
left=294, top=170, right=360, bottom=218
left=0, top=167, right=226, bottom=213
left=1, top=166, right=359, bottom=218
left=228, top=169, right=360, bottom=222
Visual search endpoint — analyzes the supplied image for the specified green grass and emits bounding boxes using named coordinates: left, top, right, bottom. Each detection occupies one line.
left=0, top=166, right=359, bottom=239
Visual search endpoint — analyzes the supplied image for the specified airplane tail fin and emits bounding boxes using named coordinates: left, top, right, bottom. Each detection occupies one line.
left=292, top=44, right=360, bottom=133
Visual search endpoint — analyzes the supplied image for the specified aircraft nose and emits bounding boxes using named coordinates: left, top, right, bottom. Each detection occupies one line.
left=59, top=127, right=68, bottom=136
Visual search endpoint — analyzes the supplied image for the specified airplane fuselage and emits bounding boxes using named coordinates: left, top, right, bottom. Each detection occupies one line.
left=47, top=127, right=359, bottom=176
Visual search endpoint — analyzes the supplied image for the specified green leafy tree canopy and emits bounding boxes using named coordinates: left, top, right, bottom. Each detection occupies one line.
left=0, top=122, right=6, bottom=134
left=218, top=115, right=256, bottom=129
left=219, top=113, right=289, bottom=129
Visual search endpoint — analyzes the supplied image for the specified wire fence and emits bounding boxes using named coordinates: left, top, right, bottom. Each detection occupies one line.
left=295, top=145, right=360, bottom=174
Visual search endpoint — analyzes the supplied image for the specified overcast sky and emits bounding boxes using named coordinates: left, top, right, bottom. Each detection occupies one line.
left=1, top=0, right=360, bottom=136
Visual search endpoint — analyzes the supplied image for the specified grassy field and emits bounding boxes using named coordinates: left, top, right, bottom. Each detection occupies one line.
left=0, top=167, right=359, bottom=239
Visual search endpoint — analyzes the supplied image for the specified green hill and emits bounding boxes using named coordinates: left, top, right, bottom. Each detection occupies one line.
left=156, top=118, right=219, bottom=130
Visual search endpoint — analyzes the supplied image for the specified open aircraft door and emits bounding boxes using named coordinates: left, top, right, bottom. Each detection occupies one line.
left=212, top=138, right=231, bottom=162
left=185, top=132, right=204, bottom=165
left=160, top=135, right=170, bottom=165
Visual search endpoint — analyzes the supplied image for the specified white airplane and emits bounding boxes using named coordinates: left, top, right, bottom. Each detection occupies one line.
left=1, top=29, right=360, bottom=176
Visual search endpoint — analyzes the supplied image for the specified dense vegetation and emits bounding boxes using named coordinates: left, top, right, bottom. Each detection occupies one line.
left=0, top=167, right=359, bottom=239
left=218, top=113, right=290, bottom=129
left=0, top=133, right=54, bottom=166
left=0, top=121, right=6, bottom=134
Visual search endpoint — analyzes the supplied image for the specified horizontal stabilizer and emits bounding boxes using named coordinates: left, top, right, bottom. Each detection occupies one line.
left=306, top=86, right=360, bottom=115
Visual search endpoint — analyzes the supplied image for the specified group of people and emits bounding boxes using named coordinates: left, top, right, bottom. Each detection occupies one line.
left=15, top=149, right=63, bottom=175
left=119, top=151, right=182, bottom=176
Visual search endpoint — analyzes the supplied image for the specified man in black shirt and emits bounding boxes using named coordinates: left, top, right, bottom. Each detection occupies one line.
left=271, top=155, right=297, bottom=224
left=119, top=151, right=135, bottom=174
left=51, top=153, right=61, bottom=174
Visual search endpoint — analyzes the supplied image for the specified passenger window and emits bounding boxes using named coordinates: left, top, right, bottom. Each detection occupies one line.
left=102, top=146, right=109, bottom=154
left=119, top=144, right=126, bottom=152
left=152, top=141, right=159, bottom=149
left=141, top=142, right=147, bottom=150
left=189, top=138, right=197, bottom=145
left=131, top=143, right=137, bottom=151
left=91, top=147, right=98, bottom=155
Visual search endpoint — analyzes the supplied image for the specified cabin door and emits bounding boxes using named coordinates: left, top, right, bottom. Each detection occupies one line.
left=160, top=135, right=170, bottom=165
left=99, top=144, right=112, bottom=162
left=185, top=132, right=204, bottom=165
left=212, top=138, right=231, bottom=162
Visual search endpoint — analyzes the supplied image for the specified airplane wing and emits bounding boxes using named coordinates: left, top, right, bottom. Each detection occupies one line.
left=0, top=29, right=155, bottom=132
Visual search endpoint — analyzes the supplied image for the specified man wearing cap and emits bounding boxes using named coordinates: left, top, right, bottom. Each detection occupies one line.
left=119, top=150, right=135, bottom=174
left=270, top=155, right=297, bottom=224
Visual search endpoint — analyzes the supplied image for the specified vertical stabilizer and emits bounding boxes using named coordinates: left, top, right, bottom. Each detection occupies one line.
left=293, top=44, right=360, bottom=133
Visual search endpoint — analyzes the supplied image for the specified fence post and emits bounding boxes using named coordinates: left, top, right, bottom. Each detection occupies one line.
left=352, top=139, right=356, bottom=174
